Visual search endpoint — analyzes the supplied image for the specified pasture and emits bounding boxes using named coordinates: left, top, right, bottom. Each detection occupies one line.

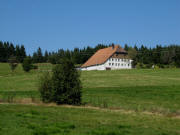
left=0, top=63, right=180, bottom=135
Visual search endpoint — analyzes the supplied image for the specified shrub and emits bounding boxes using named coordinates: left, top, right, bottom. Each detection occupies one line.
left=39, top=58, right=82, bottom=105
left=146, top=63, right=153, bottom=68
left=8, top=56, right=18, bottom=72
left=39, top=72, right=53, bottom=103
left=157, top=64, right=165, bottom=68
left=131, top=60, right=137, bottom=68
left=169, top=62, right=177, bottom=68
left=136, top=63, right=146, bottom=69
left=48, top=55, right=58, bottom=64
left=31, top=65, right=38, bottom=70
left=22, top=57, right=33, bottom=72
left=154, top=65, right=159, bottom=69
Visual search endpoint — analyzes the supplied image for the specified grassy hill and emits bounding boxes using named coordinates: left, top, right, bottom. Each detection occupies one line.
left=0, top=63, right=180, bottom=135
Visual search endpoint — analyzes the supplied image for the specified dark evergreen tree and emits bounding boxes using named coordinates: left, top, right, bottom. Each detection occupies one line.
left=124, top=44, right=129, bottom=51
left=37, top=47, right=44, bottom=63
left=39, top=58, right=82, bottom=105
left=32, top=47, right=43, bottom=63
left=22, top=57, right=33, bottom=72
left=9, top=43, right=15, bottom=57
left=44, top=50, right=49, bottom=62
left=20, top=45, right=26, bottom=62
left=32, top=52, right=38, bottom=63
left=15, top=45, right=22, bottom=62
left=73, top=48, right=81, bottom=64
left=0, top=41, right=5, bottom=62
left=1, top=40, right=180, bottom=68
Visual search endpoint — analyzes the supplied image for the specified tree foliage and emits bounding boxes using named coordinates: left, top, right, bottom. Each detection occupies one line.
left=0, top=41, right=26, bottom=62
left=125, top=44, right=180, bottom=68
left=8, top=56, right=18, bottom=72
left=1, top=40, right=180, bottom=68
left=22, top=57, right=33, bottom=72
left=39, top=58, right=82, bottom=105
left=39, top=72, right=53, bottom=103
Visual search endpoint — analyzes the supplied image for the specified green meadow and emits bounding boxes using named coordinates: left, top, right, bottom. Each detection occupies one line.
left=0, top=63, right=180, bottom=135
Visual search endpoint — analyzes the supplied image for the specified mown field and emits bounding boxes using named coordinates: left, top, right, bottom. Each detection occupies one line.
left=0, top=63, right=180, bottom=135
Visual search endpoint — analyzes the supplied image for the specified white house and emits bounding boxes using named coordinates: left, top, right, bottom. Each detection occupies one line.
left=81, top=45, right=133, bottom=71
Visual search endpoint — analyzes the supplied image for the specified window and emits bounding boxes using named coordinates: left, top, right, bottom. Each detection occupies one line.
left=121, top=64, right=123, bottom=66
left=109, top=63, right=111, bottom=66
left=115, top=63, right=117, bottom=66
left=128, top=64, right=129, bottom=67
left=112, top=58, right=114, bottom=61
left=112, top=63, right=114, bottom=66
left=118, top=63, right=120, bottom=66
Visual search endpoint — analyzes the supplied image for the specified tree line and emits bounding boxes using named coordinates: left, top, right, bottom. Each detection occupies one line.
left=124, top=44, right=180, bottom=68
left=0, top=41, right=26, bottom=62
left=1, top=41, right=180, bottom=68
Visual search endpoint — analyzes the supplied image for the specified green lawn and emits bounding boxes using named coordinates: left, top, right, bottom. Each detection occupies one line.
left=0, top=104, right=180, bottom=135
left=0, top=63, right=180, bottom=135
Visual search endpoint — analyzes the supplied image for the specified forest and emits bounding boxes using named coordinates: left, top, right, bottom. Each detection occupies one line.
left=1, top=41, right=180, bottom=68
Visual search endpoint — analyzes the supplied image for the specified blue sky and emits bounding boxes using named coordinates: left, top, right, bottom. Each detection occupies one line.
left=0, top=0, right=180, bottom=55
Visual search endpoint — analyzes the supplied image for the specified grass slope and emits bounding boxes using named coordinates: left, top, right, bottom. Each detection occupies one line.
left=0, top=63, right=180, bottom=134
left=0, top=104, right=180, bottom=135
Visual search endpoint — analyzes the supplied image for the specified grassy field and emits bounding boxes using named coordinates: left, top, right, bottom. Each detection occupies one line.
left=0, top=104, right=180, bottom=135
left=0, top=63, right=180, bottom=135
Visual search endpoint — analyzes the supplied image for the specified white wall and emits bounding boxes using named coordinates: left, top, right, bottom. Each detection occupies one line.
left=105, top=58, right=133, bottom=70
left=81, top=64, right=105, bottom=71
left=81, top=58, right=133, bottom=71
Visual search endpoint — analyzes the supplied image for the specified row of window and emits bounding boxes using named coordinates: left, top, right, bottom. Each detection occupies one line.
left=109, top=58, right=130, bottom=62
left=109, top=63, right=130, bottom=67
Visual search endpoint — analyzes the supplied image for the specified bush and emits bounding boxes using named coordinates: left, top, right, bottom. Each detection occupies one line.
left=157, top=64, right=165, bottom=68
left=146, top=63, right=153, bottom=68
left=169, top=62, right=177, bottom=68
left=48, top=55, right=58, bottom=64
left=39, top=58, right=82, bottom=105
left=22, top=57, right=33, bottom=72
left=136, top=63, right=146, bottom=69
left=39, top=72, right=53, bottom=103
left=154, top=65, right=159, bottom=69
left=31, top=65, right=38, bottom=70
left=8, top=56, right=18, bottom=72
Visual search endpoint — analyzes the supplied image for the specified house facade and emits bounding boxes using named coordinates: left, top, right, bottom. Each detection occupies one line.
left=81, top=45, right=133, bottom=71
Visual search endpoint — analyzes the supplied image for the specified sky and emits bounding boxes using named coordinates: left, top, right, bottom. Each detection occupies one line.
left=0, top=0, right=180, bottom=55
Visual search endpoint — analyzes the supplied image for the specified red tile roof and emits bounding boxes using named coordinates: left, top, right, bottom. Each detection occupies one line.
left=81, top=45, right=126, bottom=68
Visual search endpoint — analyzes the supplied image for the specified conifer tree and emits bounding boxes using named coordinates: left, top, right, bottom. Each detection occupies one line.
left=39, top=58, right=82, bottom=105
